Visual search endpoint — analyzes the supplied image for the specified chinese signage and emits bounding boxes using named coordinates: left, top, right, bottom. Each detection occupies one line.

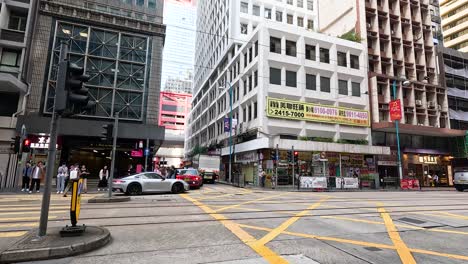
left=266, top=97, right=370, bottom=127
left=390, top=99, right=402, bottom=121
left=418, top=155, right=438, bottom=164
left=30, top=137, right=57, bottom=149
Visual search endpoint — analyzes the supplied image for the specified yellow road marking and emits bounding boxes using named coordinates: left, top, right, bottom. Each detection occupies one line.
left=214, top=193, right=288, bottom=213
left=0, top=216, right=58, bottom=222
left=321, top=215, right=468, bottom=236
left=180, top=194, right=288, bottom=264
left=240, top=224, right=468, bottom=261
left=433, top=212, right=468, bottom=220
left=199, top=189, right=253, bottom=201
left=253, top=197, right=330, bottom=247
left=377, top=202, right=416, bottom=264
left=0, top=222, right=38, bottom=228
left=0, top=210, right=67, bottom=216
left=0, top=231, right=27, bottom=238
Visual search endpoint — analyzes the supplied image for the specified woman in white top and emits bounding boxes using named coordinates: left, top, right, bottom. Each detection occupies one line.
left=98, top=166, right=109, bottom=191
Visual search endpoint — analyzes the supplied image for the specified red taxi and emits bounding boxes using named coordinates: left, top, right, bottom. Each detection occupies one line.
left=176, top=168, right=203, bottom=189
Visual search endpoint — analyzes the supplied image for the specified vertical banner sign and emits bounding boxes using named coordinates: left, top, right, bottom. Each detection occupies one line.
left=70, top=178, right=83, bottom=226
left=390, top=99, right=402, bottom=121
left=224, top=117, right=230, bottom=132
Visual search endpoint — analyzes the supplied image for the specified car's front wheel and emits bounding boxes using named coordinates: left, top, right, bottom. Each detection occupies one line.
left=126, top=183, right=142, bottom=196
left=455, top=185, right=465, bottom=192
left=171, top=183, right=184, bottom=194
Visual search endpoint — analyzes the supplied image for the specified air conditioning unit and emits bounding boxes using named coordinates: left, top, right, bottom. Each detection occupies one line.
left=435, top=124, right=440, bottom=128
left=367, top=23, right=372, bottom=29
left=380, top=104, right=389, bottom=110
left=429, top=101, right=436, bottom=108
left=415, top=100, right=422, bottom=106
left=418, top=123, right=424, bottom=126
left=406, top=108, right=414, bottom=113
left=237, top=123, right=244, bottom=134
left=437, top=105, right=442, bottom=111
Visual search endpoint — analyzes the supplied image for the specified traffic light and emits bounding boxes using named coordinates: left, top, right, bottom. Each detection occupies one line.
left=270, top=150, right=276, bottom=161
left=11, top=136, right=20, bottom=154
left=287, top=150, right=292, bottom=162
left=294, top=151, right=299, bottom=164
left=101, top=124, right=114, bottom=141
left=22, top=139, right=31, bottom=153
left=56, top=61, right=94, bottom=114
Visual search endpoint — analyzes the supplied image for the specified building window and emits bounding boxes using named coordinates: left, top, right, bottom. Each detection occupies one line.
left=297, top=17, right=304, bottom=27
left=254, top=41, right=258, bottom=57
left=307, top=0, right=314, bottom=10
left=244, top=52, right=248, bottom=67
left=286, top=70, right=297, bottom=87
left=8, top=13, right=27, bottom=31
left=287, top=14, right=293, bottom=24
left=0, top=49, right=20, bottom=67
left=339, top=80, right=348, bottom=95
left=320, top=48, right=330, bottom=63
left=270, top=67, right=281, bottom=85
left=240, top=23, right=248, bottom=34
left=253, top=5, right=260, bottom=16
left=148, top=0, right=156, bottom=9
left=337, top=51, right=347, bottom=67
left=276, top=11, right=283, bottom=22
left=298, top=0, right=304, bottom=8
left=320, top=76, right=331, bottom=93
left=243, top=107, right=247, bottom=121
left=136, top=0, right=144, bottom=6
left=306, top=74, right=316, bottom=90
left=249, top=46, right=253, bottom=62
left=249, top=75, right=253, bottom=91
left=254, top=70, right=258, bottom=87
left=248, top=105, right=252, bottom=121
left=241, top=2, right=248, bottom=13
left=350, top=54, right=359, bottom=69
left=307, top=19, right=314, bottom=30
left=305, top=44, right=315, bottom=60
left=286, top=40, right=296, bottom=56
left=287, top=0, right=293, bottom=4
left=265, top=8, right=272, bottom=19
left=254, top=102, right=258, bottom=119
left=244, top=79, right=248, bottom=94
left=352, top=82, right=361, bottom=97
left=270, top=37, right=281, bottom=54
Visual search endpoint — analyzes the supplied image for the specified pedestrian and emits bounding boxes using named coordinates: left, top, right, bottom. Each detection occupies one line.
left=127, top=164, right=135, bottom=176
left=260, top=170, right=266, bottom=187
left=56, top=163, right=68, bottom=194
left=154, top=165, right=161, bottom=175
left=98, top=165, right=109, bottom=191
left=29, top=161, right=45, bottom=193
left=433, top=173, right=439, bottom=187
left=63, top=164, right=79, bottom=197
left=80, top=164, right=90, bottom=193
left=167, top=165, right=176, bottom=179
left=21, top=162, right=32, bottom=192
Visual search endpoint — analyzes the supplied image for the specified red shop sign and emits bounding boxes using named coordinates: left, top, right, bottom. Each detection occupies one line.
left=390, top=99, right=402, bottom=121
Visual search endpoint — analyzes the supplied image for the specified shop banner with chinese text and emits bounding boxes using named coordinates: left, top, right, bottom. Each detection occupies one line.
left=266, top=97, right=370, bottom=127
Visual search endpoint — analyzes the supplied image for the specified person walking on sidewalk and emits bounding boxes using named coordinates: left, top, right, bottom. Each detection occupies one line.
left=21, top=162, right=32, bottom=192
left=98, top=165, right=109, bottom=191
left=29, top=161, right=45, bottom=193
left=63, top=164, right=79, bottom=197
left=80, top=164, right=90, bottom=193
left=56, top=163, right=68, bottom=194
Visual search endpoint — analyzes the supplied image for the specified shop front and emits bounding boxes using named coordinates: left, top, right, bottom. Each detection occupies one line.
left=403, top=151, right=452, bottom=187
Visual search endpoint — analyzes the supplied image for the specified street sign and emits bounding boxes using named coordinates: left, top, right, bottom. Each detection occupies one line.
left=70, top=178, right=83, bottom=226
left=144, top=148, right=150, bottom=156
left=390, top=99, right=402, bottom=121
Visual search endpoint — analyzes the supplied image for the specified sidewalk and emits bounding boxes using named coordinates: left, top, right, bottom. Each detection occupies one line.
left=216, top=180, right=455, bottom=192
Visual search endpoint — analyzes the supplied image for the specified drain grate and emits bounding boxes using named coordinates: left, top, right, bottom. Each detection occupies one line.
left=398, top=217, right=426, bottom=225
left=364, top=247, right=383, bottom=252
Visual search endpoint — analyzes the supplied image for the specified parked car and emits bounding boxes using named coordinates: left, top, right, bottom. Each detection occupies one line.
left=176, top=168, right=203, bottom=188
left=199, top=170, right=217, bottom=184
left=454, top=169, right=468, bottom=192
left=112, top=172, right=189, bottom=195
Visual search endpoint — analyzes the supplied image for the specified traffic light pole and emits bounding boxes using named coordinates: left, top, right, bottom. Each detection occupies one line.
left=108, top=112, right=119, bottom=198
left=38, top=42, right=67, bottom=237
left=16, top=125, right=27, bottom=189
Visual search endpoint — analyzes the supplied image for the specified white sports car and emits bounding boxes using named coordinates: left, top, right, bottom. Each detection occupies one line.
left=112, top=172, right=190, bottom=195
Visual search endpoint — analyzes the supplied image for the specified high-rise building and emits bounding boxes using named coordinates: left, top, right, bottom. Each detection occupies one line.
left=430, top=0, right=443, bottom=45
left=187, top=0, right=389, bottom=185
left=161, top=0, right=196, bottom=92
left=440, top=0, right=468, bottom=51
left=164, top=71, right=193, bottom=94
left=0, top=0, right=37, bottom=188
left=15, top=0, right=166, bottom=176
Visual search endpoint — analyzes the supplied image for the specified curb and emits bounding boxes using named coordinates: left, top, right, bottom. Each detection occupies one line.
left=0, top=226, right=111, bottom=263
left=88, top=195, right=131, bottom=203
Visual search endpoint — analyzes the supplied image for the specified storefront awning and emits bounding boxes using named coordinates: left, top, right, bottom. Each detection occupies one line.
left=372, top=122, right=466, bottom=137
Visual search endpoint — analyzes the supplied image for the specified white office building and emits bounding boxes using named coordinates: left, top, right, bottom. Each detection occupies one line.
left=187, top=0, right=389, bottom=185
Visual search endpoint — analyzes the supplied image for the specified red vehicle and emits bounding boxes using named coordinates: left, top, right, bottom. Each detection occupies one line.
left=176, top=168, right=203, bottom=188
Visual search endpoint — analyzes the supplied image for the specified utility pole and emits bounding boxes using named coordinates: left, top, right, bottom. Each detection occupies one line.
left=228, top=82, right=233, bottom=185
left=275, top=144, right=279, bottom=189
left=292, top=146, right=295, bottom=188
left=145, top=138, right=149, bottom=171
left=38, top=42, right=67, bottom=237
left=16, top=125, right=27, bottom=189
left=108, top=112, right=119, bottom=198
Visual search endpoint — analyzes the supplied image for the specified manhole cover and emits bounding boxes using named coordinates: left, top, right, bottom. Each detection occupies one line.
left=398, top=217, right=426, bottom=225
left=364, top=247, right=382, bottom=252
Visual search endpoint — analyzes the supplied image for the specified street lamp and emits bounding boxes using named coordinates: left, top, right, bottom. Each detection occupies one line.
left=392, top=77, right=410, bottom=182
left=219, top=81, right=233, bottom=184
